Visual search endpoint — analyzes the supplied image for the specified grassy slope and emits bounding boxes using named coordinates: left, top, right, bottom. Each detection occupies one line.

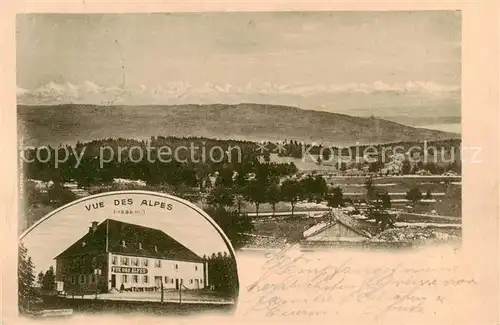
left=18, top=103, right=458, bottom=146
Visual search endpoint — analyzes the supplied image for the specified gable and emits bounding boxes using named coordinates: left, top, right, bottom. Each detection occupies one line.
left=54, top=222, right=108, bottom=259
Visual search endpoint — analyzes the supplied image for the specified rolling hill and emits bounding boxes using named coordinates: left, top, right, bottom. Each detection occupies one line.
left=17, top=103, right=459, bottom=147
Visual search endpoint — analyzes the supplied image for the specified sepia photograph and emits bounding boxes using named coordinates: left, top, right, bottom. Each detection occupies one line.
left=19, top=191, right=238, bottom=317
left=15, top=11, right=468, bottom=320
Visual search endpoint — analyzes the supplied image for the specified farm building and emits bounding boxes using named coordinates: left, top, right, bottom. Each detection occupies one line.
left=54, top=219, right=207, bottom=294
left=302, top=209, right=379, bottom=242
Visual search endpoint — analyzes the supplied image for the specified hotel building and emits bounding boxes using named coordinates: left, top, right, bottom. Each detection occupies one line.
left=54, top=219, right=207, bottom=294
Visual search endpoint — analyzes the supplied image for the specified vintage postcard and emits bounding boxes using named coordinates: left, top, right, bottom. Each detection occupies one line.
left=1, top=4, right=499, bottom=325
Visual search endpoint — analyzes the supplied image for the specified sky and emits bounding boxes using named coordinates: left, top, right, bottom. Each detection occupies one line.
left=20, top=192, right=230, bottom=273
left=16, top=12, right=461, bottom=124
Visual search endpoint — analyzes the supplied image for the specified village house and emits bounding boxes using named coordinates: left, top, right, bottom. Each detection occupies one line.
left=54, top=219, right=207, bottom=294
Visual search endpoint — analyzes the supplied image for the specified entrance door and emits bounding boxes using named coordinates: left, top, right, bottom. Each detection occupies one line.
left=111, top=274, right=116, bottom=288
left=195, top=279, right=199, bottom=289
left=175, top=278, right=179, bottom=290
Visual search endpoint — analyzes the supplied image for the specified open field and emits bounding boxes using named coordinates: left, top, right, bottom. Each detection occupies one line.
left=325, top=175, right=460, bottom=192
left=268, top=153, right=461, bottom=172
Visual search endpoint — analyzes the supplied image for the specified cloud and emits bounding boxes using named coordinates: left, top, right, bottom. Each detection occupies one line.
left=17, top=80, right=460, bottom=105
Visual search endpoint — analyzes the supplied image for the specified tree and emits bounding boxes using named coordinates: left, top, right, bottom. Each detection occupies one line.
left=244, top=179, right=267, bottom=217
left=365, top=190, right=394, bottom=230
left=262, top=150, right=271, bottom=163
left=280, top=179, right=302, bottom=217
left=37, top=271, right=44, bottom=288
left=207, top=184, right=235, bottom=209
left=204, top=207, right=253, bottom=250
left=368, top=160, right=384, bottom=173
left=18, top=243, right=38, bottom=314
left=326, top=187, right=344, bottom=208
left=405, top=188, right=423, bottom=205
left=312, top=175, right=328, bottom=203
left=401, top=159, right=412, bottom=174
left=424, top=162, right=444, bottom=175
left=377, top=190, right=392, bottom=209
left=233, top=171, right=249, bottom=214
left=447, top=161, right=461, bottom=174
left=42, top=266, right=56, bottom=292
left=214, top=168, right=235, bottom=187
left=322, top=149, right=331, bottom=162
left=204, top=252, right=238, bottom=295
left=47, top=181, right=77, bottom=206
left=365, top=177, right=377, bottom=202
left=336, top=162, right=347, bottom=171
left=193, top=163, right=212, bottom=192
left=366, top=204, right=394, bottom=230
left=300, top=175, right=327, bottom=203
left=266, top=181, right=281, bottom=216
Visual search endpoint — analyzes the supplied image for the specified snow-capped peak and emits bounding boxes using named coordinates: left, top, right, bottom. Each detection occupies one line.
left=16, top=80, right=461, bottom=106
left=17, top=87, right=29, bottom=95
left=82, top=80, right=103, bottom=93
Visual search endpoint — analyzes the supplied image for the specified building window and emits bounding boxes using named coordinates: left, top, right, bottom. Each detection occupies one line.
left=195, top=266, right=198, bottom=271
left=174, top=264, right=178, bottom=270
left=138, top=242, right=142, bottom=249
left=121, top=240, right=126, bottom=247
left=132, top=275, right=138, bottom=284
left=132, top=258, right=139, bottom=266
left=75, top=257, right=81, bottom=268
left=122, top=275, right=128, bottom=283
left=143, top=275, right=149, bottom=284
left=90, top=275, right=95, bottom=284
left=190, top=279, right=193, bottom=284
left=71, top=276, right=75, bottom=284
left=171, top=278, right=174, bottom=284
left=164, top=276, right=169, bottom=283
left=111, top=256, right=117, bottom=265
left=62, top=275, right=66, bottom=283
left=155, top=260, right=162, bottom=268
left=154, top=245, right=158, bottom=252
left=79, top=274, right=86, bottom=284
left=200, top=279, right=203, bottom=284
left=142, top=258, right=148, bottom=267
left=121, top=257, right=129, bottom=266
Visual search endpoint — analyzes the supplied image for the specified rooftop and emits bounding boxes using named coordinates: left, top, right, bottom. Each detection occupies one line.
left=55, top=219, right=203, bottom=262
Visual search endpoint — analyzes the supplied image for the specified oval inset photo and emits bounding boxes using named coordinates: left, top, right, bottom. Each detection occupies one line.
left=19, top=191, right=239, bottom=316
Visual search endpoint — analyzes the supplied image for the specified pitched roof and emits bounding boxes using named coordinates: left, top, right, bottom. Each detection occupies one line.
left=54, top=221, right=108, bottom=259
left=55, top=219, right=203, bottom=262
left=332, top=210, right=379, bottom=238
left=304, top=209, right=379, bottom=239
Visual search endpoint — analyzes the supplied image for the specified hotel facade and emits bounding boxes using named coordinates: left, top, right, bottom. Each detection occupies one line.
left=54, top=219, right=207, bottom=294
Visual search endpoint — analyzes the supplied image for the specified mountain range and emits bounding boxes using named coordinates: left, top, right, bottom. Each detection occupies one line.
left=18, top=103, right=459, bottom=147
left=17, top=80, right=460, bottom=106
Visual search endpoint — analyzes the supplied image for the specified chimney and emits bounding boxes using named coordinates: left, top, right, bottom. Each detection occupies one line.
left=89, top=221, right=99, bottom=233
